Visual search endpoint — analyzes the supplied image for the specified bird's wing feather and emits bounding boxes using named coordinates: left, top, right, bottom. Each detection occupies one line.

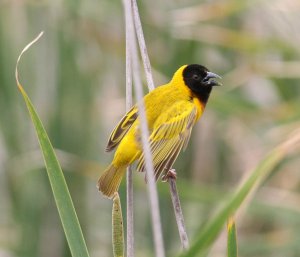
left=106, top=106, right=138, bottom=152
left=137, top=101, right=197, bottom=180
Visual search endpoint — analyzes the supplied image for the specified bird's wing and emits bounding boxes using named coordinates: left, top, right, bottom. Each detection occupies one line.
left=106, top=106, right=138, bottom=152
left=137, top=101, right=197, bottom=180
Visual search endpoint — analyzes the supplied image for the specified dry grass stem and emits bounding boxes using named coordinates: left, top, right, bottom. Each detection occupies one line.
left=131, top=0, right=155, bottom=91
left=128, top=0, right=165, bottom=256
left=123, top=0, right=134, bottom=256
left=168, top=176, right=189, bottom=249
left=131, top=0, right=190, bottom=252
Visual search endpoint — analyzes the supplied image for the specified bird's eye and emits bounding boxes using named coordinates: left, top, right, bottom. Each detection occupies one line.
left=192, top=74, right=200, bottom=80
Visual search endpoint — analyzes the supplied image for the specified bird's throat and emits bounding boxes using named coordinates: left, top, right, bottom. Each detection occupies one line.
left=192, top=86, right=212, bottom=105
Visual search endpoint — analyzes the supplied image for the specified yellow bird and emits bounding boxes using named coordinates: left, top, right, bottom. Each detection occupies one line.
left=98, top=64, right=221, bottom=198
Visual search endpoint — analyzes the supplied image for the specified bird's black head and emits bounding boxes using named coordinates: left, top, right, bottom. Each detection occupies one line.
left=183, top=64, right=221, bottom=103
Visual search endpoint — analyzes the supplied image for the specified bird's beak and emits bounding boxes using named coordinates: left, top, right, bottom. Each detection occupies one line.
left=203, top=71, right=222, bottom=86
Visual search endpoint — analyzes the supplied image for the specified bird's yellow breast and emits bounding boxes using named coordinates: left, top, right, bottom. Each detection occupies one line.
left=192, top=97, right=205, bottom=121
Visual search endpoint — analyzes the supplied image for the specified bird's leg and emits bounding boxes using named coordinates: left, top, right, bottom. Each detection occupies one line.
left=162, top=168, right=177, bottom=182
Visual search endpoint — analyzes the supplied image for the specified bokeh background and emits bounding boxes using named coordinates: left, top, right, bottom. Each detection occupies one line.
left=1, top=0, right=300, bottom=256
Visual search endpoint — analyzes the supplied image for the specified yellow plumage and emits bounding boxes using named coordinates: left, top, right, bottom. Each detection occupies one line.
left=98, top=64, right=221, bottom=198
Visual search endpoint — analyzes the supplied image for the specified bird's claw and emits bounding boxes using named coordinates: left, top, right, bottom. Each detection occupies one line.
left=162, top=169, right=177, bottom=182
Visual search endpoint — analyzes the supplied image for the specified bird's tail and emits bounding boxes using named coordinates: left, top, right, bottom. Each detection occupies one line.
left=97, top=164, right=126, bottom=199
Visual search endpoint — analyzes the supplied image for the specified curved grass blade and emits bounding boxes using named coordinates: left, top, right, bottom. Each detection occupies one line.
left=179, top=129, right=300, bottom=257
left=15, top=32, right=90, bottom=257
left=112, top=193, right=124, bottom=257
left=227, top=217, right=238, bottom=257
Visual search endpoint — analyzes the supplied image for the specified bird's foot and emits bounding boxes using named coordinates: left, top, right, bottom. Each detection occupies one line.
left=162, top=169, right=177, bottom=182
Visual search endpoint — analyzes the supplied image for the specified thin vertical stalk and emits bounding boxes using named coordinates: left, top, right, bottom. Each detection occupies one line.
left=131, top=56, right=165, bottom=257
left=169, top=177, right=189, bottom=249
left=131, top=0, right=189, bottom=251
left=127, top=1, right=165, bottom=256
left=123, top=0, right=134, bottom=256
left=126, top=166, right=134, bottom=257
left=131, top=0, right=155, bottom=91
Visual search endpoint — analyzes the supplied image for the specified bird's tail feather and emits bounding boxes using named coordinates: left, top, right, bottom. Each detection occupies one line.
left=98, top=164, right=125, bottom=199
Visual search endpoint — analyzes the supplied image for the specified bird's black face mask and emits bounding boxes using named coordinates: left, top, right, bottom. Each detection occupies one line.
left=183, top=64, right=222, bottom=103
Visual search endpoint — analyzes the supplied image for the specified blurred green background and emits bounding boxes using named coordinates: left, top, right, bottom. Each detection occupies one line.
left=1, top=0, right=300, bottom=256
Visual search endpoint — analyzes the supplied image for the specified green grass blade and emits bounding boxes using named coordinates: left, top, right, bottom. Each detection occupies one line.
left=15, top=33, right=90, bottom=257
left=227, top=217, right=238, bottom=257
left=112, top=193, right=124, bottom=257
left=179, top=132, right=300, bottom=257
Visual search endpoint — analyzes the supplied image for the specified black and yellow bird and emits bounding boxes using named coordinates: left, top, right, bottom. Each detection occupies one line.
left=98, top=64, right=221, bottom=198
